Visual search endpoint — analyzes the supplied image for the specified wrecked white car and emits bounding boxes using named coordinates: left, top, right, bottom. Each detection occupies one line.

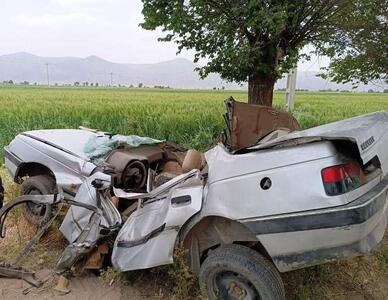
left=1, top=99, right=388, bottom=299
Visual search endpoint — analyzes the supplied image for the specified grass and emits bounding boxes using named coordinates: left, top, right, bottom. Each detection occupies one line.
left=0, top=86, right=387, bottom=299
left=0, top=86, right=387, bottom=156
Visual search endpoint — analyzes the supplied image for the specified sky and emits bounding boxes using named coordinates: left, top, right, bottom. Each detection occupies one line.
left=0, top=0, right=327, bottom=71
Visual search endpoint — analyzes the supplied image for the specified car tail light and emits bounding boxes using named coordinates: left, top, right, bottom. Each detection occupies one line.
left=322, top=161, right=367, bottom=196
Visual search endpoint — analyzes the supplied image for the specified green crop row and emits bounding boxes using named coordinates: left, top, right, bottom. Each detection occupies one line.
left=0, top=86, right=387, bottom=155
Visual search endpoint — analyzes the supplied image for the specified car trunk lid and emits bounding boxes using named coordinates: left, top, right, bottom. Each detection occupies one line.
left=252, top=112, right=388, bottom=175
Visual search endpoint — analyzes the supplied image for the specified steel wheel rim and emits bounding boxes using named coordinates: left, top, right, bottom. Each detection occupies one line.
left=213, top=271, right=260, bottom=300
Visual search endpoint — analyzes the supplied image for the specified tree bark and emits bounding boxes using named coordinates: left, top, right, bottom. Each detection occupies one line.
left=248, top=75, right=276, bottom=106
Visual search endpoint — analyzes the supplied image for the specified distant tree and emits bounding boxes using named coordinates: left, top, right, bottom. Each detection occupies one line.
left=90, top=82, right=94, bottom=87
left=74, top=82, right=80, bottom=86
left=21, top=81, right=29, bottom=85
left=138, top=83, right=143, bottom=88
left=8, top=80, right=14, bottom=85
left=95, top=82, right=99, bottom=87
left=384, top=89, right=388, bottom=93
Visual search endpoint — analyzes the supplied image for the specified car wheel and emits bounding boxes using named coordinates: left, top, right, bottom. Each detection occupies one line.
left=199, top=244, right=285, bottom=300
left=22, top=175, right=56, bottom=226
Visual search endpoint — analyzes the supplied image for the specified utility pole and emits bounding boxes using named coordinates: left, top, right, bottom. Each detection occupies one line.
left=110, top=72, right=113, bottom=86
left=45, top=63, right=50, bottom=87
left=285, top=68, right=297, bottom=109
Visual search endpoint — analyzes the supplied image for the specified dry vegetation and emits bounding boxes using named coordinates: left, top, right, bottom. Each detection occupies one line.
left=0, top=86, right=387, bottom=299
left=0, top=169, right=65, bottom=270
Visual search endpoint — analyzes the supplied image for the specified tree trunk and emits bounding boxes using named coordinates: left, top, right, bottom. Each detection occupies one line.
left=248, top=75, right=276, bottom=106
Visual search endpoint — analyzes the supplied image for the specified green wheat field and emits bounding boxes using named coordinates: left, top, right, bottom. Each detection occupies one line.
left=0, top=86, right=387, bottom=155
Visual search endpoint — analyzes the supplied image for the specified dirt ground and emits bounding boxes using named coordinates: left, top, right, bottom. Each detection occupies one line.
left=0, top=270, right=150, bottom=300
left=1, top=232, right=387, bottom=300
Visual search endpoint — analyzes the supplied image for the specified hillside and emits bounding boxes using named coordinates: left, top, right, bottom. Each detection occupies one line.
left=0, top=52, right=382, bottom=91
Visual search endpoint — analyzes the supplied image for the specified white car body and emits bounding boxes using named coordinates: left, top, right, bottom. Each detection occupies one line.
left=4, top=112, right=388, bottom=274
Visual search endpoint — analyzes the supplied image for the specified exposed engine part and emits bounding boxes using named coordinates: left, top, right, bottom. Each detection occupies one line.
left=105, top=145, right=164, bottom=191
left=121, top=160, right=147, bottom=189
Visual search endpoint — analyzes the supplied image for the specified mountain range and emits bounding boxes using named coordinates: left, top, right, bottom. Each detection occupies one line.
left=0, top=52, right=382, bottom=91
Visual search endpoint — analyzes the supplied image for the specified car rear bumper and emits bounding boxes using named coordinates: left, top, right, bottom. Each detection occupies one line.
left=241, top=175, right=388, bottom=272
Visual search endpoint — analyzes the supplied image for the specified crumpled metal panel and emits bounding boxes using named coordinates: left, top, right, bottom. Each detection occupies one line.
left=223, top=98, right=300, bottom=151
left=60, top=172, right=121, bottom=243
left=56, top=172, right=121, bottom=275
left=112, top=173, right=203, bottom=271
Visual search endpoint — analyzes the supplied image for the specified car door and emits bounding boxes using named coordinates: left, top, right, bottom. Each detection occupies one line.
left=111, top=170, right=203, bottom=271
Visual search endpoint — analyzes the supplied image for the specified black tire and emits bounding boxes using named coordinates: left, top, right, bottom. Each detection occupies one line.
left=199, top=244, right=285, bottom=300
left=0, top=176, right=4, bottom=209
left=21, top=175, right=56, bottom=226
